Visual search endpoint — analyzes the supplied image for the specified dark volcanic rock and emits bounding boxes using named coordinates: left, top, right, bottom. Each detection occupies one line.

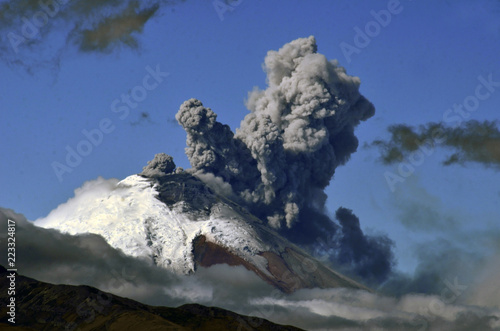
left=155, top=173, right=219, bottom=218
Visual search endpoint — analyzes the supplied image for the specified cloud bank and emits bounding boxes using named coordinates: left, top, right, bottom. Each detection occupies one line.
left=369, top=120, right=500, bottom=169
left=378, top=177, right=500, bottom=319
left=3, top=206, right=500, bottom=330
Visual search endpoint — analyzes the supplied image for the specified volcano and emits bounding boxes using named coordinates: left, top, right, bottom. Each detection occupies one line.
left=36, top=35, right=382, bottom=294
left=36, top=169, right=368, bottom=294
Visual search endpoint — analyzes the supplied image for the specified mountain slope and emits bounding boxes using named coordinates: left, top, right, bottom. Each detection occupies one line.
left=0, top=265, right=303, bottom=330
left=36, top=172, right=368, bottom=293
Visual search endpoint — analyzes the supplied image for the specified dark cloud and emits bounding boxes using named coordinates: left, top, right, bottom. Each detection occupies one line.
left=175, top=37, right=393, bottom=285
left=139, top=152, right=176, bottom=178
left=334, top=207, right=394, bottom=285
left=176, top=98, right=260, bottom=196
left=369, top=120, right=500, bottom=169
left=75, top=1, right=159, bottom=53
left=177, top=36, right=375, bottom=230
left=0, top=0, right=184, bottom=71
left=288, top=207, right=395, bottom=287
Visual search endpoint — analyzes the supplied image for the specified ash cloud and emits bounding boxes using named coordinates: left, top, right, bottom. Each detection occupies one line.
left=177, top=36, right=374, bottom=229
left=380, top=177, right=500, bottom=312
left=334, top=207, right=394, bottom=285
left=175, top=36, right=394, bottom=285
left=140, top=152, right=176, bottom=178
left=175, top=98, right=260, bottom=196
left=0, top=0, right=184, bottom=71
left=285, top=206, right=394, bottom=287
left=369, top=120, right=500, bottom=169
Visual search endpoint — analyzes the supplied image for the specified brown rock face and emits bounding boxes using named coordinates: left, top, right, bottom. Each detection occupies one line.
left=154, top=172, right=370, bottom=293
left=192, top=235, right=369, bottom=293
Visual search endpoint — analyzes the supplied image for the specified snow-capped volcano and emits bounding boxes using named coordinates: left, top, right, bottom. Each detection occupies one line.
left=36, top=169, right=367, bottom=293
left=35, top=36, right=391, bottom=292
left=37, top=174, right=268, bottom=275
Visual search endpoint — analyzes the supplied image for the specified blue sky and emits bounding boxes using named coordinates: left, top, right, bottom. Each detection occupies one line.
left=1, top=0, right=499, bottom=275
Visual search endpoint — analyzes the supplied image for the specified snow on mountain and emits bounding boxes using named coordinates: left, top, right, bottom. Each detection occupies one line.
left=36, top=172, right=367, bottom=293
left=36, top=174, right=270, bottom=276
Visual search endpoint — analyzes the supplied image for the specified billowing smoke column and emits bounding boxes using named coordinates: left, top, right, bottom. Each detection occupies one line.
left=177, top=36, right=374, bottom=229
left=176, top=36, right=393, bottom=283
left=335, top=207, right=394, bottom=284
left=140, top=153, right=176, bottom=177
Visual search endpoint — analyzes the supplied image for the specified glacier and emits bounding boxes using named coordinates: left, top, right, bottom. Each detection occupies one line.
left=36, top=174, right=271, bottom=276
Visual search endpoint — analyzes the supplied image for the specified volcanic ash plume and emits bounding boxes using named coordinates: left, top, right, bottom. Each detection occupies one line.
left=140, top=153, right=177, bottom=178
left=176, top=36, right=375, bottom=229
left=335, top=207, right=394, bottom=284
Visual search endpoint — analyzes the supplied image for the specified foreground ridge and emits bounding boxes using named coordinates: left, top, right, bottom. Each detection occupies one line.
left=0, top=265, right=303, bottom=331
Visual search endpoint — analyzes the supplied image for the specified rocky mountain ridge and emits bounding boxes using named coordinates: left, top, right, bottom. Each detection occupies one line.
left=0, top=265, right=303, bottom=331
